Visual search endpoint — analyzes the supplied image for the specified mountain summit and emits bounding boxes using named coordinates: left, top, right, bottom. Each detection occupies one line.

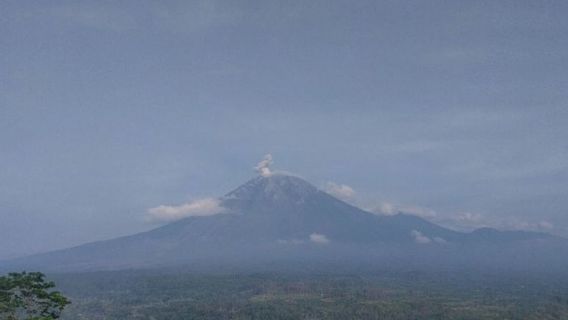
left=3, top=172, right=561, bottom=273
left=222, top=174, right=321, bottom=212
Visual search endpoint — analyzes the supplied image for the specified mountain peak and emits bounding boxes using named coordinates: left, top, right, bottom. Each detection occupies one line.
left=8, top=168, right=562, bottom=273
left=221, top=174, right=320, bottom=212
left=224, top=173, right=318, bottom=199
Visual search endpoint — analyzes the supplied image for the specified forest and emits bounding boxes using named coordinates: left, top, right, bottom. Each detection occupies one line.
left=47, top=269, right=568, bottom=320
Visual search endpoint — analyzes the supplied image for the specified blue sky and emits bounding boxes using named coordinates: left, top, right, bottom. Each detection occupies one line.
left=1, top=0, right=567, bottom=259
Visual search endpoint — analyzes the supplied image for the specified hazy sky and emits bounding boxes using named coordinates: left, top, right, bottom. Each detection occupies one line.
left=1, top=0, right=568, bottom=259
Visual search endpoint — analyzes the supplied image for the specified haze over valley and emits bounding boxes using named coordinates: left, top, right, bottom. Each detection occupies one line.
left=2, top=1, right=568, bottom=319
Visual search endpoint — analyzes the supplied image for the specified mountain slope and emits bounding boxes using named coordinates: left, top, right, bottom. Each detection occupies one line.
left=2, top=174, right=558, bottom=272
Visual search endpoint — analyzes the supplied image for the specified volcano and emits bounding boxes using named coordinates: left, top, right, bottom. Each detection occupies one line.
left=3, top=173, right=563, bottom=273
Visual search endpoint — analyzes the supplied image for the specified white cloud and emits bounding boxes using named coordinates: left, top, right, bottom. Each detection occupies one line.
left=372, top=202, right=437, bottom=218
left=255, top=154, right=273, bottom=177
left=410, top=230, right=431, bottom=244
left=457, top=212, right=483, bottom=223
left=324, top=182, right=356, bottom=202
left=374, top=202, right=397, bottom=215
left=146, top=198, right=225, bottom=223
left=449, top=212, right=487, bottom=228
left=433, top=212, right=490, bottom=232
left=309, top=233, right=330, bottom=245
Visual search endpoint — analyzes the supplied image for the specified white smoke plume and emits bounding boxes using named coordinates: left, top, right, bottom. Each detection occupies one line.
left=147, top=198, right=225, bottom=223
left=255, top=154, right=273, bottom=177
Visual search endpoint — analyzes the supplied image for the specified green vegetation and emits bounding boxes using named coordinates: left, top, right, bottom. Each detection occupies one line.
left=48, top=269, right=568, bottom=319
left=0, top=271, right=70, bottom=320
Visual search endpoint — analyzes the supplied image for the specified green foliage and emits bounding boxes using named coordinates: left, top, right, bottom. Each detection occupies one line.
left=0, top=272, right=70, bottom=320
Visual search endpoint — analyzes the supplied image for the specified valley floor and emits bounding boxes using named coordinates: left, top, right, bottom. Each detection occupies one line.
left=53, top=269, right=568, bottom=320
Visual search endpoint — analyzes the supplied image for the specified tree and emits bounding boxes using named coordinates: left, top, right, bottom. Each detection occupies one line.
left=0, top=271, right=70, bottom=320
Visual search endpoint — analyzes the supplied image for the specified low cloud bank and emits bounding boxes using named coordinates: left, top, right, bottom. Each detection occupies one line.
left=325, top=182, right=356, bottom=202
left=410, top=230, right=431, bottom=244
left=147, top=198, right=225, bottom=223
left=309, top=233, right=330, bottom=244
left=321, top=182, right=437, bottom=221
left=373, top=202, right=437, bottom=218
left=439, top=212, right=555, bottom=233
left=410, top=230, right=447, bottom=245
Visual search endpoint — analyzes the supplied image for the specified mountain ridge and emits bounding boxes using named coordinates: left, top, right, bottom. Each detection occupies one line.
left=1, top=173, right=560, bottom=273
